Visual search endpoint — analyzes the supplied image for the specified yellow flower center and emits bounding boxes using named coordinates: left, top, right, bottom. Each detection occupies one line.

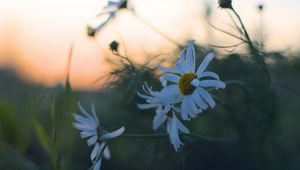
left=178, top=73, right=197, bottom=95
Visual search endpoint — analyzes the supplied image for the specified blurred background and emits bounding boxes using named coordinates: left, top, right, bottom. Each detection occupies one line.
left=0, top=0, right=300, bottom=169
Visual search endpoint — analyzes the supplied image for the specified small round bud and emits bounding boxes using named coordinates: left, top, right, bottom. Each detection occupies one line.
left=258, top=4, right=264, bottom=11
left=218, top=0, right=232, bottom=9
left=119, top=1, right=127, bottom=9
left=87, top=26, right=96, bottom=37
left=110, top=41, right=119, bottom=53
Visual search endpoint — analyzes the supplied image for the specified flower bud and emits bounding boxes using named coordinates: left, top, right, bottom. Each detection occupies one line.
left=218, top=0, right=232, bottom=9
left=110, top=41, right=119, bottom=53
left=258, top=4, right=264, bottom=11
left=87, top=26, right=96, bottom=37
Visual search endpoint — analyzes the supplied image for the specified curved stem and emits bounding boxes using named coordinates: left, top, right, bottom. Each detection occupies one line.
left=208, top=22, right=247, bottom=42
left=225, top=80, right=246, bottom=87
left=230, top=7, right=271, bottom=82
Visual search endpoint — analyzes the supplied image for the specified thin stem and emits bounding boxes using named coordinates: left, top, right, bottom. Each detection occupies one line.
left=121, top=133, right=167, bottom=138
left=132, top=13, right=183, bottom=49
left=65, top=42, right=74, bottom=83
left=209, top=41, right=245, bottom=49
left=208, top=22, right=247, bottom=42
left=114, top=31, right=131, bottom=59
left=226, top=10, right=243, bottom=35
left=225, top=80, right=246, bottom=87
left=230, top=7, right=271, bottom=82
left=120, top=133, right=232, bottom=142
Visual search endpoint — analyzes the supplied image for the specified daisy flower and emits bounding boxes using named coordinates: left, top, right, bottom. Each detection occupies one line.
left=88, top=0, right=127, bottom=36
left=137, top=83, right=189, bottom=151
left=158, top=40, right=226, bottom=120
left=73, top=102, right=125, bottom=170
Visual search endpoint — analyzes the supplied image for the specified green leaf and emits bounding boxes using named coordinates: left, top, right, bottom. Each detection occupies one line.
left=34, top=119, right=51, bottom=154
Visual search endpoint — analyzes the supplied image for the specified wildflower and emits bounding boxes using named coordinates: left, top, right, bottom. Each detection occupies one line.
left=158, top=40, right=226, bottom=120
left=218, top=0, right=232, bottom=9
left=87, top=0, right=127, bottom=36
left=73, top=102, right=125, bottom=170
left=160, top=110, right=190, bottom=151
left=137, top=83, right=189, bottom=151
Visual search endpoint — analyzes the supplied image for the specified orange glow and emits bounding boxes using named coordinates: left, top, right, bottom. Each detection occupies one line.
left=0, top=0, right=299, bottom=90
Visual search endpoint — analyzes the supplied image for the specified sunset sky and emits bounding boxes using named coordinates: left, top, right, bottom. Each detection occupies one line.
left=0, top=0, right=299, bottom=90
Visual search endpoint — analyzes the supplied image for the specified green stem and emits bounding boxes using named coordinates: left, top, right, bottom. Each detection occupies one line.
left=225, top=80, right=245, bottom=86
left=120, top=133, right=232, bottom=142
left=121, top=133, right=167, bottom=138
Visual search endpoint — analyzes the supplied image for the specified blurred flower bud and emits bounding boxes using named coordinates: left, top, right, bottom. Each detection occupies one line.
left=218, top=0, right=232, bottom=9
left=87, top=26, right=96, bottom=37
left=119, top=0, right=127, bottom=9
left=258, top=4, right=264, bottom=11
left=110, top=41, right=119, bottom=53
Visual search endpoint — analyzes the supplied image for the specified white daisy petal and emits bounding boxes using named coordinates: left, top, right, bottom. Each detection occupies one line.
left=186, top=40, right=196, bottom=72
left=93, top=158, right=101, bottom=170
left=198, top=80, right=226, bottom=89
left=99, top=127, right=125, bottom=141
left=91, top=143, right=101, bottom=161
left=188, top=96, right=199, bottom=117
left=193, top=89, right=208, bottom=110
left=153, top=110, right=168, bottom=130
left=103, top=144, right=111, bottom=160
left=170, top=117, right=181, bottom=151
left=137, top=91, right=153, bottom=100
left=160, top=85, right=179, bottom=95
left=181, top=97, right=190, bottom=120
left=77, top=102, right=95, bottom=120
left=199, top=71, right=220, bottom=80
left=159, top=74, right=180, bottom=84
left=198, top=87, right=216, bottom=108
left=74, top=114, right=96, bottom=126
left=191, top=79, right=201, bottom=87
left=174, top=116, right=190, bottom=134
left=158, top=65, right=180, bottom=74
left=80, top=130, right=97, bottom=138
left=94, top=13, right=115, bottom=33
left=73, top=123, right=96, bottom=131
left=99, top=142, right=108, bottom=159
left=176, top=49, right=188, bottom=73
left=196, top=52, right=215, bottom=76
left=91, top=103, right=99, bottom=124
left=87, top=136, right=98, bottom=146
left=137, top=103, right=158, bottom=109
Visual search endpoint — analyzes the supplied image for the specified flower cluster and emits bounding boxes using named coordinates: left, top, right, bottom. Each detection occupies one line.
left=73, top=40, right=226, bottom=169
left=138, top=40, right=226, bottom=151
left=73, top=102, right=125, bottom=170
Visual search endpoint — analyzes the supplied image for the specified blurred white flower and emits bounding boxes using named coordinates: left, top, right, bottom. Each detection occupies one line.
left=137, top=83, right=181, bottom=116
left=88, top=0, right=128, bottom=36
left=158, top=40, right=226, bottom=120
left=166, top=111, right=190, bottom=152
left=137, top=83, right=189, bottom=151
left=73, top=102, right=125, bottom=170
